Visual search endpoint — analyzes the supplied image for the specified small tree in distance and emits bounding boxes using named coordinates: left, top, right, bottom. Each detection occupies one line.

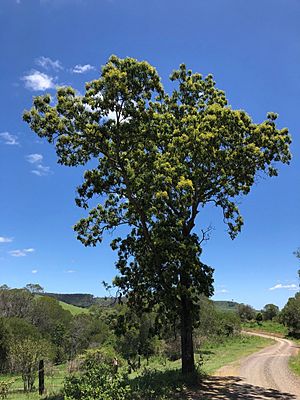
left=23, top=55, right=291, bottom=374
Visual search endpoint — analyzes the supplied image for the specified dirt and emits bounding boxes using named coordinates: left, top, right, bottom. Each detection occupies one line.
left=181, top=331, right=300, bottom=399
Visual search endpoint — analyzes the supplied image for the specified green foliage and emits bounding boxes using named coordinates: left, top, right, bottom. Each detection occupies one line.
left=9, top=338, right=53, bottom=392
left=25, top=283, right=44, bottom=294
left=30, top=296, right=72, bottom=338
left=64, top=349, right=130, bottom=400
left=0, top=319, right=11, bottom=372
left=237, top=303, right=256, bottom=322
left=262, top=304, right=279, bottom=321
left=0, top=289, right=33, bottom=319
left=255, top=312, right=263, bottom=325
left=23, top=55, right=291, bottom=373
left=0, top=379, right=15, bottom=399
left=280, top=292, right=300, bottom=337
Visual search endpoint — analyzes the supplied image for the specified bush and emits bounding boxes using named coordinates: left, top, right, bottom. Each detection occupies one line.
left=64, top=347, right=130, bottom=400
left=0, top=379, right=14, bottom=399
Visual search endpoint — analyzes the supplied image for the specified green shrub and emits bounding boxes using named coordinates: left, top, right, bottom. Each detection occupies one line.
left=0, top=379, right=14, bottom=399
left=64, top=347, right=130, bottom=400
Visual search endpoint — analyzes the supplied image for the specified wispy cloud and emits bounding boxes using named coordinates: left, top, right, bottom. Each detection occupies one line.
left=9, top=248, right=35, bottom=257
left=32, top=269, right=38, bottom=274
left=72, top=64, right=95, bottom=74
left=0, top=236, right=13, bottom=243
left=25, top=153, right=52, bottom=176
left=26, top=153, right=43, bottom=164
left=36, top=56, right=63, bottom=71
left=0, top=132, right=19, bottom=146
left=22, top=70, right=56, bottom=91
left=269, top=283, right=298, bottom=291
left=64, top=269, right=76, bottom=273
left=31, top=165, right=52, bottom=177
left=218, top=289, right=229, bottom=294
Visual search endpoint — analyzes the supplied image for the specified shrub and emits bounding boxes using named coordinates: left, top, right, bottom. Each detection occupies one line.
left=64, top=347, right=130, bottom=400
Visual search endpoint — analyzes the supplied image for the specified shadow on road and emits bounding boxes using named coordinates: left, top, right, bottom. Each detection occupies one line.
left=182, top=376, right=298, bottom=400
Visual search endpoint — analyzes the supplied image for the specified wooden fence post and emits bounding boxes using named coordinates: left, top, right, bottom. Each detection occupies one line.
left=39, top=359, right=45, bottom=395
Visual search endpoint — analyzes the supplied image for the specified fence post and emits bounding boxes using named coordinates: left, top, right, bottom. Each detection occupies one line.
left=39, top=359, right=45, bottom=395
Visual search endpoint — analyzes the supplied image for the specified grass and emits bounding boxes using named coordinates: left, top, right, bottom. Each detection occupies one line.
left=200, top=334, right=274, bottom=374
left=289, top=352, right=300, bottom=376
left=242, top=320, right=288, bottom=336
left=289, top=338, right=300, bottom=377
left=128, top=334, right=274, bottom=399
left=0, top=334, right=274, bottom=400
left=0, top=364, right=66, bottom=399
left=58, top=301, right=89, bottom=315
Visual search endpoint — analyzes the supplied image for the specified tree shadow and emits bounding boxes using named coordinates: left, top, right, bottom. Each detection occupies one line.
left=130, top=370, right=298, bottom=400
left=184, top=376, right=298, bottom=400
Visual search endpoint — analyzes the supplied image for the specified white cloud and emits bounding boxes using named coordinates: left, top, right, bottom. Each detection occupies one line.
left=0, top=132, right=19, bottom=145
left=9, top=248, right=35, bottom=257
left=215, top=288, right=229, bottom=294
left=269, top=283, right=298, bottom=291
left=26, top=153, right=43, bottom=164
left=32, top=270, right=38, bottom=274
left=65, top=269, right=76, bottom=273
left=22, top=70, right=56, bottom=91
left=72, top=64, right=95, bottom=74
left=31, top=164, right=52, bottom=177
left=26, top=154, right=52, bottom=176
left=36, top=56, right=63, bottom=71
left=0, top=236, right=13, bottom=243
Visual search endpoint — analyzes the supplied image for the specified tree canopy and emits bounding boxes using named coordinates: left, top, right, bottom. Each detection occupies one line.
left=23, top=55, right=291, bottom=373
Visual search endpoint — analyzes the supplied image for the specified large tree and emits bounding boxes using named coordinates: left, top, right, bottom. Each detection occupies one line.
left=23, top=55, right=291, bottom=373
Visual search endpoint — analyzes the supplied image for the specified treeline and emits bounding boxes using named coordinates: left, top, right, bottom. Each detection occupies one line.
left=237, top=296, right=300, bottom=337
left=1, top=283, right=299, bottom=397
left=0, top=286, right=241, bottom=394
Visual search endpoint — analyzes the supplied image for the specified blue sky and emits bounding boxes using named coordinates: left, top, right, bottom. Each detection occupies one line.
left=0, top=0, right=299, bottom=309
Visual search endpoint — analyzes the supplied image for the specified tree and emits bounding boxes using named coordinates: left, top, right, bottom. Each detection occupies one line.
left=23, top=55, right=291, bottom=373
left=9, top=338, right=52, bottom=392
left=237, top=303, right=256, bottom=322
left=0, top=289, right=33, bottom=319
left=25, top=283, right=44, bottom=294
left=262, top=304, right=279, bottom=321
left=280, top=292, right=300, bottom=337
left=0, top=319, right=11, bottom=372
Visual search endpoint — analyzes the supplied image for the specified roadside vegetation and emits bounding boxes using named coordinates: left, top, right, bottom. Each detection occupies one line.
left=0, top=284, right=282, bottom=400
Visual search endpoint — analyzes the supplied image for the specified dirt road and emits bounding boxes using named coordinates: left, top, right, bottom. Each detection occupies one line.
left=185, top=332, right=300, bottom=399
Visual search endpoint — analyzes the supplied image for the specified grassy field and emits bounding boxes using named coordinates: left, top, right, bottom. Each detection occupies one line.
left=242, top=320, right=288, bottom=336
left=200, top=334, right=274, bottom=374
left=0, top=364, right=65, bottom=400
left=0, top=334, right=274, bottom=399
left=58, top=301, right=89, bottom=315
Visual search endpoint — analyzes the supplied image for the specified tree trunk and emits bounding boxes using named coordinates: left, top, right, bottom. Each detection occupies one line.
left=180, top=295, right=195, bottom=374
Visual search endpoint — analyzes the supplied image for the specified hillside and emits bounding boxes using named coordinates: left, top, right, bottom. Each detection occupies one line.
left=214, top=300, right=240, bottom=312
left=43, top=292, right=241, bottom=312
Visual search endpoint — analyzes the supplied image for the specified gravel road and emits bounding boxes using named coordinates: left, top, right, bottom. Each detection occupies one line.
left=184, top=331, right=300, bottom=399
left=209, top=331, right=300, bottom=399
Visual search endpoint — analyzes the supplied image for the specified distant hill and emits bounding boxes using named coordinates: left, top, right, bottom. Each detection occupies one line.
left=213, top=300, right=240, bottom=312
left=43, top=292, right=95, bottom=308
left=58, top=300, right=90, bottom=315
left=43, top=292, right=117, bottom=308
left=43, top=292, right=241, bottom=313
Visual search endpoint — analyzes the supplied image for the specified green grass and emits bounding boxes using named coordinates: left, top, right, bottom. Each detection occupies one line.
left=289, top=352, right=300, bottom=376
left=200, top=334, right=274, bottom=374
left=58, top=301, right=89, bottom=315
left=0, top=364, right=66, bottom=400
left=0, top=334, right=274, bottom=400
left=242, top=320, right=288, bottom=336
